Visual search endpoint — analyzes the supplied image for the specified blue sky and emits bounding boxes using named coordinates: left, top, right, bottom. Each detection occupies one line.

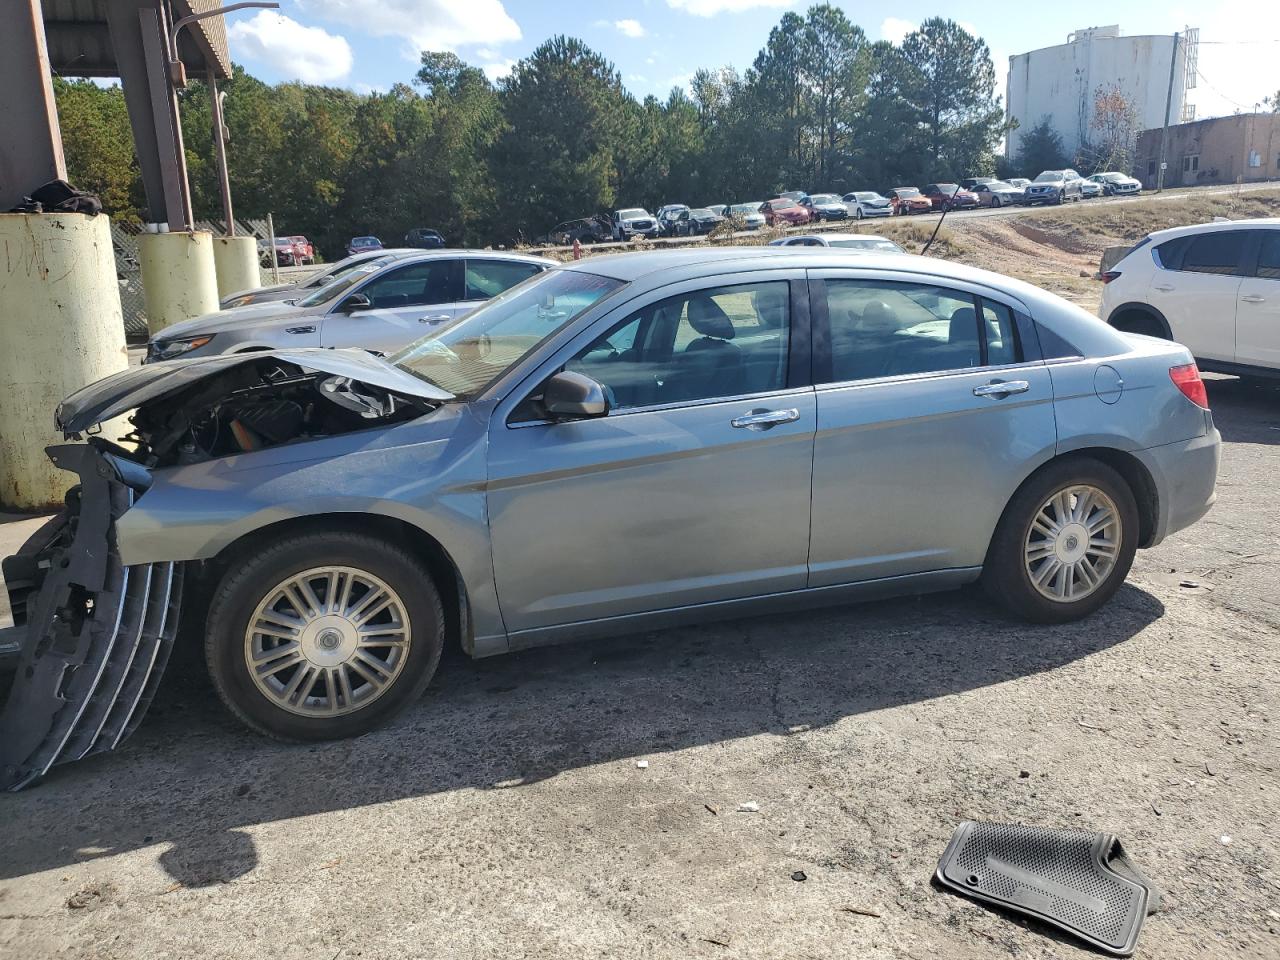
left=224, top=0, right=1280, bottom=120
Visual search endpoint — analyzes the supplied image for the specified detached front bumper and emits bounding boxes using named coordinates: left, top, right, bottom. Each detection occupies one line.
left=0, top=443, right=184, bottom=791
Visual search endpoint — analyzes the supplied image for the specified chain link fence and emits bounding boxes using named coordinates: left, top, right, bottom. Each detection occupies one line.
left=111, top=218, right=277, bottom=339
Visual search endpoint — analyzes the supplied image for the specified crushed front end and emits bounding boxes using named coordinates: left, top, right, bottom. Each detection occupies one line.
left=0, top=442, right=183, bottom=790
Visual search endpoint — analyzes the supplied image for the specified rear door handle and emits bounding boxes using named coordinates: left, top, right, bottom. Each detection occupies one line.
left=973, top=380, right=1031, bottom=398
left=731, top=408, right=800, bottom=429
left=1241, top=295, right=1266, bottom=303
left=1153, top=283, right=1175, bottom=292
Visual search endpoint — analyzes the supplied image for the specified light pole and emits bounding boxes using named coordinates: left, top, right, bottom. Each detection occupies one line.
left=169, top=2, right=279, bottom=237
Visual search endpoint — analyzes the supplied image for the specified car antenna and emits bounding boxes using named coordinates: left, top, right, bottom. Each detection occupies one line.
left=921, top=183, right=961, bottom=257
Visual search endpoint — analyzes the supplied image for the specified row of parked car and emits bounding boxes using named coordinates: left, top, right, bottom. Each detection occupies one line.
left=539, top=170, right=1144, bottom=246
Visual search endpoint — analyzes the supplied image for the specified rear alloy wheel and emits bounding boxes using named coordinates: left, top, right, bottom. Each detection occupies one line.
left=983, top=459, right=1138, bottom=623
left=206, top=531, right=444, bottom=741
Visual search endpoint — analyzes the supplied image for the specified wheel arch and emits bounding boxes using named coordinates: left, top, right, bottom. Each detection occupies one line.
left=1105, top=301, right=1172, bottom=340
left=987, top=447, right=1160, bottom=557
left=199, top=512, right=473, bottom=655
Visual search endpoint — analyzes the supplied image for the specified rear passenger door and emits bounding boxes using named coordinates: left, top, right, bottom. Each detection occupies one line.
left=1148, top=230, right=1250, bottom=364
left=806, top=271, right=1058, bottom=586
left=455, top=259, right=546, bottom=318
left=323, top=258, right=463, bottom=353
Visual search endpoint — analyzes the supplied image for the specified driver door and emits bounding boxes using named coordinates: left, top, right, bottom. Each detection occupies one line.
left=486, top=272, right=815, bottom=638
left=322, top=258, right=463, bottom=353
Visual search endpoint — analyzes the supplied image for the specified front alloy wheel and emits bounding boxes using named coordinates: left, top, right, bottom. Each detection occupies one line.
left=206, top=530, right=444, bottom=741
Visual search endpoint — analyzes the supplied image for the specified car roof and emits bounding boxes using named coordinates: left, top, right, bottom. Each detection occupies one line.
left=1147, top=217, right=1280, bottom=242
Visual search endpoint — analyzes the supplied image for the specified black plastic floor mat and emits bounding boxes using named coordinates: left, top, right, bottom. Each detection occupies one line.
left=936, top=821, right=1159, bottom=956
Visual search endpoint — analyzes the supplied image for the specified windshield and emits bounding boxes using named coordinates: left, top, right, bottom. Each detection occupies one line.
left=771, top=199, right=797, bottom=209
left=1035, top=172, right=1064, bottom=182
left=353, top=236, right=379, bottom=245
left=809, top=194, right=840, bottom=204
left=988, top=181, right=1013, bottom=190
left=304, top=256, right=375, bottom=288
left=895, top=188, right=920, bottom=197
left=934, top=184, right=959, bottom=192
left=389, top=269, right=624, bottom=399
left=617, top=209, right=648, bottom=219
left=853, top=192, right=880, bottom=201
left=731, top=203, right=762, bottom=214
left=689, top=208, right=714, bottom=217
left=295, top=258, right=390, bottom=308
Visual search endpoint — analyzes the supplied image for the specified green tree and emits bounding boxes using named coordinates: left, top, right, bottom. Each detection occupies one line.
left=492, top=36, right=636, bottom=238
left=52, top=78, right=142, bottom=220
left=799, top=4, right=867, bottom=187
left=898, top=18, right=1005, bottom=179
left=1015, top=116, right=1067, bottom=174
left=846, top=41, right=923, bottom=187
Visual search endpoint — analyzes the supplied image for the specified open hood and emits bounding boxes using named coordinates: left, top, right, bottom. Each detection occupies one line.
left=57, top=348, right=453, bottom=436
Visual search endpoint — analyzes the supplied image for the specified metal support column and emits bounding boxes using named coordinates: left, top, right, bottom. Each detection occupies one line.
left=209, top=73, right=235, bottom=235
left=0, top=0, right=67, bottom=210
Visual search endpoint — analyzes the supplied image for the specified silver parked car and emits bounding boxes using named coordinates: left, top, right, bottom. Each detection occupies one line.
left=148, top=250, right=554, bottom=362
left=1, top=248, right=1219, bottom=787
left=769, top=233, right=905, bottom=252
left=842, top=191, right=894, bottom=219
left=219, top=248, right=418, bottom=309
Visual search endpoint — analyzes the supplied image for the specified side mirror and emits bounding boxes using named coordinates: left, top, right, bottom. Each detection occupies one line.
left=342, top=292, right=372, bottom=312
left=543, top=371, right=610, bottom=420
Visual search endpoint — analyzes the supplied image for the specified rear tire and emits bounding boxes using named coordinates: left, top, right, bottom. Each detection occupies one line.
left=205, top=530, right=445, bottom=742
left=982, top=459, right=1139, bottom=623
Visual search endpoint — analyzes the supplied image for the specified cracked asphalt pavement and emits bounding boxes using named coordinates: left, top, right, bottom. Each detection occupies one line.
left=1, top=376, right=1277, bottom=959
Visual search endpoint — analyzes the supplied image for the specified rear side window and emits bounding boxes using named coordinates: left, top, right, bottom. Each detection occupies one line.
left=981, top=300, right=1020, bottom=366
left=1256, top=231, right=1280, bottom=280
left=465, top=260, right=543, bottom=300
left=1178, top=231, right=1250, bottom=276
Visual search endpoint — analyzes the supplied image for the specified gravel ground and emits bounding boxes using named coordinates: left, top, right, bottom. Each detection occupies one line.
left=1, top=376, right=1277, bottom=960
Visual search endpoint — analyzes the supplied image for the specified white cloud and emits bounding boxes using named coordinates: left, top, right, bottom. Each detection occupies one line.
left=482, top=59, right=515, bottom=82
left=298, top=0, right=520, bottom=54
left=666, top=0, right=795, bottom=17
left=227, top=12, right=353, bottom=83
left=615, top=19, right=646, bottom=38
left=880, top=17, right=914, bottom=45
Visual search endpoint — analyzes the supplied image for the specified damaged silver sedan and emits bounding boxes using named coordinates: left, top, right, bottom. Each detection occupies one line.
left=0, top=250, right=1220, bottom=788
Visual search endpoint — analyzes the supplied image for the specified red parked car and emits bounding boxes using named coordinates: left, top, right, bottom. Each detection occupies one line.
left=923, top=183, right=979, bottom=211
left=760, top=197, right=812, bottom=227
left=287, top=235, right=315, bottom=265
left=887, top=187, right=933, bottom=215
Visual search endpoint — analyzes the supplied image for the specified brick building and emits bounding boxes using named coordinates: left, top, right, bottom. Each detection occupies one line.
left=1135, top=113, right=1280, bottom=189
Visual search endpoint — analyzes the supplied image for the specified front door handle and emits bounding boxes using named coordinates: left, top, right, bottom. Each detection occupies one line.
left=731, top=408, right=800, bottom=429
left=1241, top=294, right=1266, bottom=303
left=973, top=380, right=1031, bottom=398
left=1153, top=283, right=1175, bottom=292
left=419, top=313, right=452, bottom=323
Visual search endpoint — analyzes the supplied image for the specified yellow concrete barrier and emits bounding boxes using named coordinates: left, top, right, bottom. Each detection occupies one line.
left=138, top=230, right=218, bottom=336
left=212, top=235, right=260, bottom=300
left=0, top=213, right=129, bottom=510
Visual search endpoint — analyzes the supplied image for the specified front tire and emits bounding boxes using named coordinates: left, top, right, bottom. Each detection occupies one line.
left=205, top=530, right=445, bottom=741
left=982, top=459, right=1139, bottom=623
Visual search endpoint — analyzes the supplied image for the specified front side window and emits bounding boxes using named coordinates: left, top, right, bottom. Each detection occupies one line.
left=390, top=269, right=623, bottom=399
left=1256, top=231, right=1280, bottom=280
left=562, top=281, right=792, bottom=411
left=464, top=260, right=543, bottom=300
left=822, top=281, right=1024, bottom=383
left=360, top=259, right=461, bottom=308
left=1179, top=231, right=1248, bottom=276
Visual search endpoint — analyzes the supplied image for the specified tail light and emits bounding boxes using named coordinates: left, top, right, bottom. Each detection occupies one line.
left=1100, top=270, right=1122, bottom=284
left=1169, top=363, right=1209, bottom=409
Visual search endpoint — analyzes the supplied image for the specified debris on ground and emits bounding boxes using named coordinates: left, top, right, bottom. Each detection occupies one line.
left=736, top=801, right=759, bottom=813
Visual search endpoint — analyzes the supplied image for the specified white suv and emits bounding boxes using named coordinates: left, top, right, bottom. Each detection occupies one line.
left=1101, top=218, right=1280, bottom=379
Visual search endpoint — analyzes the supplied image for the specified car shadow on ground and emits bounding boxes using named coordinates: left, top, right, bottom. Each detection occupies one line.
left=1205, top=376, right=1280, bottom=445
left=0, top=582, right=1164, bottom=884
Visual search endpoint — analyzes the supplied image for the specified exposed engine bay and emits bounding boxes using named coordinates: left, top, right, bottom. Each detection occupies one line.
left=115, top=359, right=435, bottom=467
left=1, top=349, right=448, bottom=789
